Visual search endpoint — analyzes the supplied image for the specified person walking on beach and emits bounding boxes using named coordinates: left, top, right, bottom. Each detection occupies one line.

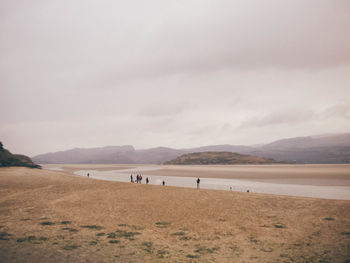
left=146, top=177, right=149, bottom=184
left=136, top=174, right=139, bottom=184
left=139, top=174, right=142, bottom=184
left=130, top=174, right=133, bottom=183
left=87, top=173, right=90, bottom=178
left=196, top=178, right=200, bottom=189
left=162, top=180, right=165, bottom=186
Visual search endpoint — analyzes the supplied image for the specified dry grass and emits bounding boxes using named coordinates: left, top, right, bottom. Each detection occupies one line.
left=0, top=167, right=349, bottom=262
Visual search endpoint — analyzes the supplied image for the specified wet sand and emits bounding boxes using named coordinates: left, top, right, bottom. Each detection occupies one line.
left=70, top=164, right=350, bottom=200
left=46, top=163, right=350, bottom=186
left=141, top=164, right=350, bottom=186
left=1, top=167, right=350, bottom=262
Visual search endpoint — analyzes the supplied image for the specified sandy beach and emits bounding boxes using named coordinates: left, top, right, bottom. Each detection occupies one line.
left=0, top=166, right=349, bottom=262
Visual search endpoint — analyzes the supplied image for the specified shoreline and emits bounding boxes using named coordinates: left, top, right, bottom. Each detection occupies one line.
left=73, top=167, right=350, bottom=201
left=42, top=163, right=350, bottom=185
left=42, top=163, right=350, bottom=200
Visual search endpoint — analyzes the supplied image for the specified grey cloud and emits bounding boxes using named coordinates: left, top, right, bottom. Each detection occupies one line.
left=1, top=0, right=350, bottom=156
left=139, top=101, right=191, bottom=117
left=242, top=101, right=350, bottom=129
left=2, top=0, right=350, bottom=88
left=321, top=101, right=350, bottom=119
left=241, top=110, right=316, bottom=128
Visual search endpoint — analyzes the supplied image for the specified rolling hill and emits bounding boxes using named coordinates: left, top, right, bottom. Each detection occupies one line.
left=32, top=133, right=350, bottom=164
left=164, top=152, right=279, bottom=165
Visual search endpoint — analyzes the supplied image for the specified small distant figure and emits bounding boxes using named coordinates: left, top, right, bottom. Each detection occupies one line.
left=230, top=187, right=232, bottom=191
left=130, top=174, right=133, bottom=183
left=136, top=174, right=139, bottom=184
left=162, top=180, right=165, bottom=186
left=196, top=178, right=200, bottom=189
left=247, top=189, right=250, bottom=193
left=139, top=174, right=142, bottom=184
left=146, top=177, right=149, bottom=184
left=87, top=173, right=89, bottom=178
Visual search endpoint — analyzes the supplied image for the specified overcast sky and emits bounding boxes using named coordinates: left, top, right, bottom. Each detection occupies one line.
left=1, top=0, right=350, bottom=156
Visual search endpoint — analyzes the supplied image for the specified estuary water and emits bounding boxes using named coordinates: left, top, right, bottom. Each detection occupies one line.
left=73, top=166, right=350, bottom=200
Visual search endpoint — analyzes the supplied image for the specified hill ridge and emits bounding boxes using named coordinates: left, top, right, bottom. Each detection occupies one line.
left=32, top=133, right=350, bottom=164
left=164, top=151, right=280, bottom=165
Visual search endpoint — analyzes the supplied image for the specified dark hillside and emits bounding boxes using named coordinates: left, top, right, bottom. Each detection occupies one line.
left=0, top=142, right=40, bottom=168
left=164, top=151, right=280, bottom=165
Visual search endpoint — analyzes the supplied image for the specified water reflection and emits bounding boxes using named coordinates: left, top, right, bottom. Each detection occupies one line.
left=74, top=167, right=350, bottom=200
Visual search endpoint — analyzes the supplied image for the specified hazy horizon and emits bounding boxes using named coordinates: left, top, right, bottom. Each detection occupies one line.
left=1, top=0, right=350, bottom=156
left=29, top=132, right=349, bottom=157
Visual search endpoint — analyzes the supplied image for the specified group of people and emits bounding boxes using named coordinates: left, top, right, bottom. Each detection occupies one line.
left=130, top=175, right=201, bottom=189
left=90, top=172, right=201, bottom=189
left=130, top=175, right=200, bottom=189
left=89, top=173, right=245, bottom=192
left=87, top=173, right=247, bottom=192
left=130, top=174, right=149, bottom=184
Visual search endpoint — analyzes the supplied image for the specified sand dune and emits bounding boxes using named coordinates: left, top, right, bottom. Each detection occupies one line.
left=0, top=167, right=349, bottom=262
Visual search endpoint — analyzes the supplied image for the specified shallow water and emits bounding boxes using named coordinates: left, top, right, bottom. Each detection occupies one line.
left=46, top=167, right=64, bottom=171
left=73, top=166, right=350, bottom=200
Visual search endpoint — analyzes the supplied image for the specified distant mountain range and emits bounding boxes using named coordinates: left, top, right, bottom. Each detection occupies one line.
left=0, top=142, right=40, bottom=168
left=32, top=133, right=350, bottom=164
left=164, top=152, right=280, bottom=165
